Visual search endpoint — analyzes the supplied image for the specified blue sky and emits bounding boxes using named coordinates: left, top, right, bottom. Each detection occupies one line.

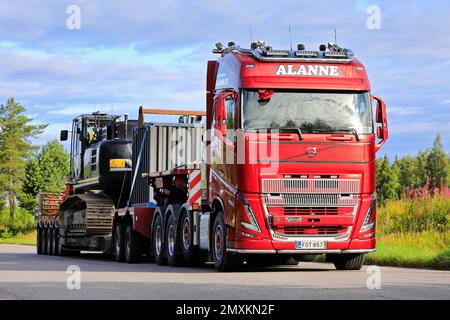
left=0, top=0, right=449, bottom=158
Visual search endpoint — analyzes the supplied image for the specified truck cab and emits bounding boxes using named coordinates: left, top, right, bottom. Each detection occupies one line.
left=206, top=41, right=388, bottom=269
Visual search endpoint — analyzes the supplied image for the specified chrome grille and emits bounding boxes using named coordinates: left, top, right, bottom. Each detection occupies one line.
left=262, top=178, right=360, bottom=194
left=263, top=193, right=359, bottom=206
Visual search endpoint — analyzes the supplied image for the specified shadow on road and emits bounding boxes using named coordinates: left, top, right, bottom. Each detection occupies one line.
left=0, top=250, right=334, bottom=273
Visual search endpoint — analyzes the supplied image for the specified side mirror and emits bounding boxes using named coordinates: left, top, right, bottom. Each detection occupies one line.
left=215, top=91, right=234, bottom=137
left=376, top=126, right=384, bottom=140
left=372, top=95, right=388, bottom=152
left=60, top=130, right=68, bottom=141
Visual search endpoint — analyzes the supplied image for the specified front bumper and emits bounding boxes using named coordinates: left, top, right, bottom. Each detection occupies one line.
left=229, top=234, right=376, bottom=254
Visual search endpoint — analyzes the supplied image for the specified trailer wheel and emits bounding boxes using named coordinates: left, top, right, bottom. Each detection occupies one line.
left=114, top=224, right=126, bottom=262
left=53, top=227, right=60, bottom=256
left=152, top=214, right=166, bottom=265
left=331, top=253, right=366, bottom=270
left=212, top=212, right=242, bottom=272
left=125, top=225, right=140, bottom=263
left=41, top=226, right=48, bottom=255
left=36, top=226, right=43, bottom=255
left=179, top=209, right=206, bottom=266
left=166, top=214, right=183, bottom=267
left=47, top=227, right=54, bottom=255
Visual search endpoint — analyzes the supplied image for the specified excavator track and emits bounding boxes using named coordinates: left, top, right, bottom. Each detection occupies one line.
left=60, top=194, right=114, bottom=236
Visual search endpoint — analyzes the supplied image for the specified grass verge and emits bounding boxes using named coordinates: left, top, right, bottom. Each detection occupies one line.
left=366, top=231, right=450, bottom=270
left=0, top=230, right=36, bottom=246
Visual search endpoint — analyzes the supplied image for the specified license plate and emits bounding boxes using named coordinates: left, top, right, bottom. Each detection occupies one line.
left=296, top=240, right=326, bottom=250
left=110, top=159, right=126, bottom=168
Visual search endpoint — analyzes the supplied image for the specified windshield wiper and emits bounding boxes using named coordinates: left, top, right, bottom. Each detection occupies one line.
left=308, top=128, right=361, bottom=141
left=251, top=127, right=304, bottom=140
left=334, top=128, right=361, bottom=141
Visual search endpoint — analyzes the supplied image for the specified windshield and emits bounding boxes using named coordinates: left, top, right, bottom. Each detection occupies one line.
left=242, top=90, right=373, bottom=134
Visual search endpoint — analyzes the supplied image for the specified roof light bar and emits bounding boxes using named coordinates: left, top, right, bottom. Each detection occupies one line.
left=295, top=50, right=319, bottom=58
left=265, top=49, right=290, bottom=57
left=324, top=51, right=348, bottom=58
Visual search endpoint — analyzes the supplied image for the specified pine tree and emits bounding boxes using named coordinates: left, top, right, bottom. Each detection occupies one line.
left=376, top=154, right=400, bottom=202
left=398, top=155, right=419, bottom=189
left=415, top=150, right=430, bottom=187
left=0, top=98, right=46, bottom=222
left=392, top=155, right=403, bottom=197
left=19, top=140, right=69, bottom=212
left=427, top=134, right=448, bottom=188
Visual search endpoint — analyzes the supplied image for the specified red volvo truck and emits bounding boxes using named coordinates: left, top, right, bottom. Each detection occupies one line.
left=36, top=41, right=388, bottom=271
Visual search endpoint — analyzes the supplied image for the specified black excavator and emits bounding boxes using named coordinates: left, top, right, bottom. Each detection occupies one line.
left=56, top=112, right=137, bottom=246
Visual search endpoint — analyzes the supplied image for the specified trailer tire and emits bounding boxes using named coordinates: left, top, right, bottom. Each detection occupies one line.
left=166, top=214, right=183, bottom=267
left=212, top=212, right=242, bottom=272
left=152, top=214, right=166, bottom=265
left=53, top=227, right=60, bottom=256
left=179, top=209, right=206, bottom=266
left=114, top=224, right=126, bottom=262
left=36, top=226, right=43, bottom=255
left=47, top=227, right=54, bottom=255
left=41, top=226, right=48, bottom=255
left=125, top=225, right=140, bottom=263
left=332, top=253, right=366, bottom=270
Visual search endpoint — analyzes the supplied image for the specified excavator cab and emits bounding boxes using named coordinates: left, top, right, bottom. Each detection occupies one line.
left=60, top=112, right=119, bottom=181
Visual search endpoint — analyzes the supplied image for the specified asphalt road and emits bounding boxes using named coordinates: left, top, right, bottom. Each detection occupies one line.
left=0, top=244, right=449, bottom=300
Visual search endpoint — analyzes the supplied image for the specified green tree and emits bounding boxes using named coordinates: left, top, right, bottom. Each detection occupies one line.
left=0, top=98, right=46, bottom=222
left=392, top=155, right=403, bottom=197
left=415, top=149, right=430, bottom=187
left=376, top=154, right=400, bottom=202
left=427, top=134, right=448, bottom=187
left=398, top=155, right=419, bottom=189
left=19, top=140, right=69, bottom=211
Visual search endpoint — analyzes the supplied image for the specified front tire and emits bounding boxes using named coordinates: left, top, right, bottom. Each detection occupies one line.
left=212, top=212, right=241, bottom=272
left=331, top=254, right=366, bottom=270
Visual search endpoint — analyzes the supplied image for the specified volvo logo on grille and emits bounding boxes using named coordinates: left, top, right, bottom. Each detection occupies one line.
left=285, top=217, right=302, bottom=222
left=306, top=147, right=317, bottom=158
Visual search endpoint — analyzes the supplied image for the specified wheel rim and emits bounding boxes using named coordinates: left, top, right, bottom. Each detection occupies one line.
left=167, top=225, right=175, bottom=256
left=214, top=225, right=223, bottom=261
left=155, top=225, right=162, bottom=256
left=182, top=217, right=190, bottom=250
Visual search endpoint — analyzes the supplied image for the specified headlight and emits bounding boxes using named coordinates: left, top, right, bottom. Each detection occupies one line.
left=237, top=193, right=261, bottom=233
left=360, top=195, right=376, bottom=233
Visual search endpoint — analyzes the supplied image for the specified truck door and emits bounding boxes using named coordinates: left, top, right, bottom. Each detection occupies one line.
left=210, top=91, right=238, bottom=226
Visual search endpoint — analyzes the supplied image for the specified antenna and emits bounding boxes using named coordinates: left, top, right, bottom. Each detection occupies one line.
left=289, top=23, right=293, bottom=51
left=249, top=26, right=253, bottom=43
left=334, top=29, right=337, bottom=44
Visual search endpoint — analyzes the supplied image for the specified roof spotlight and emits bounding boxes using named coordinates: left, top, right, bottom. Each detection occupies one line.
left=251, top=42, right=258, bottom=50
left=297, top=43, right=305, bottom=50
left=215, top=42, right=223, bottom=51
left=228, top=41, right=235, bottom=47
left=319, top=44, right=327, bottom=51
